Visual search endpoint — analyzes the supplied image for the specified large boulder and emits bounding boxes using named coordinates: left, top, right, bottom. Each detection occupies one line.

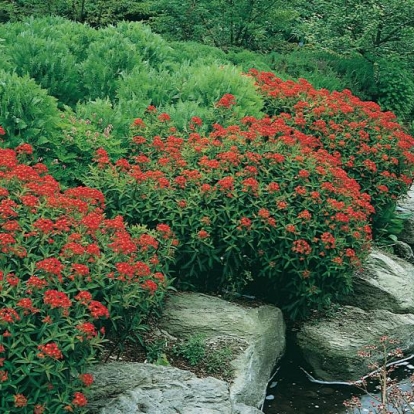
left=87, top=362, right=263, bottom=414
left=342, top=248, right=414, bottom=313
left=397, top=185, right=414, bottom=247
left=158, top=292, right=286, bottom=408
left=296, top=306, right=414, bottom=382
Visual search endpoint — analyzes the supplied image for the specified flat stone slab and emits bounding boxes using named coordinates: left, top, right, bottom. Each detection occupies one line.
left=158, top=292, right=286, bottom=408
left=88, top=362, right=235, bottom=414
left=297, top=306, right=414, bottom=381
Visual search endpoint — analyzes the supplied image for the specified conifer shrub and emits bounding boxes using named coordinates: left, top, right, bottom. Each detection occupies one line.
left=0, top=139, right=174, bottom=413
left=85, top=102, right=373, bottom=318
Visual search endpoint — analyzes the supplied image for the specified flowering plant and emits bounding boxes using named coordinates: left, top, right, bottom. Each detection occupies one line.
left=344, top=336, right=414, bottom=414
left=249, top=69, right=414, bottom=235
left=86, top=101, right=373, bottom=318
left=0, top=139, right=175, bottom=412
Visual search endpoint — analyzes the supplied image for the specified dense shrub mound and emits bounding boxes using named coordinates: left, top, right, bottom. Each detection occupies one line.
left=0, top=142, right=174, bottom=413
left=85, top=104, right=374, bottom=318
left=249, top=69, right=414, bottom=227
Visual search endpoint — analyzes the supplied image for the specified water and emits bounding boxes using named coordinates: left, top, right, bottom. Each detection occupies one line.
left=262, top=355, right=358, bottom=414
left=262, top=339, right=414, bottom=414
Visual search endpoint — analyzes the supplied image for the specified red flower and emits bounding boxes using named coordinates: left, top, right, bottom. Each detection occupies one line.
left=88, top=301, right=110, bottom=319
left=0, top=308, right=20, bottom=323
left=239, top=217, right=252, bottom=229
left=74, top=291, right=92, bottom=304
left=33, top=218, right=54, bottom=233
left=34, top=404, right=45, bottom=414
left=0, top=126, right=5, bottom=135
left=158, top=113, right=171, bottom=122
left=43, top=290, right=72, bottom=309
left=14, top=394, right=28, bottom=408
left=71, top=263, right=90, bottom=276
left=142, top=279, right=157, bottom=293
left=156, top=223, right=173, bottom=239
left=292, top=239, right=312, bottom=255
left=216, top=94, right=236, bottom=108
left=198, top=230, right=210, bottom=239
left=0, top=370, right=8, bottom=382
left=15, top=143, right=33, bottom=155
left=76, top=322, right=97, bottom=339
left=267, top=182, right=280, bottom=192
left=133, top=118, right=145, bottom=128
left=26, top=276, right=48, bottom=289
left=72, top=392, right=88, bottom=407
left=36, top=258, right=64, bottom=276
left=297, top=210, right=311, bottom=220
left=37, top=343, right=63, bottom=360
left=79, top=373, right=94, bottom=387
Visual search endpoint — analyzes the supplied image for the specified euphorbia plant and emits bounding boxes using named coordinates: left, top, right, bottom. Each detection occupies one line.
left=86, top=102, right=373, bottom=318
left=249, top=69, right=414, bottom=236
left=0, top=137, right=175, bottom=413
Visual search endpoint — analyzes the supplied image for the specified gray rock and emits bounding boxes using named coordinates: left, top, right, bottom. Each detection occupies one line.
left=88, top=363, right=234, bottom=414
left=393, top=240, right=414, bottom=264
left=234, top=403, right=265, bottom=414
left=342, top=249, right=414, bottom=313
left=399, top=217, right=414, bottom=247
left=398, top=186, right=414, bottom=216
left=158, top=292, right=286, bottom=408
left=397, top=186, right=414, bottom=247
left=297, top=306, right=414, bottom=381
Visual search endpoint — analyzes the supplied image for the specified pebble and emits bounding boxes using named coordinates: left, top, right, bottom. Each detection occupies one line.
left=407, top=364, right=414, bottom=370
left=266, top=395, right=275, bottom=401
left=270, top=381, right=278, bottom=388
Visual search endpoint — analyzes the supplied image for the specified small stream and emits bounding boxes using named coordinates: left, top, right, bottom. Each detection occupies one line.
left=262, top=354, right=357, bottom=414
left=262, top=335, right=414, bottom=414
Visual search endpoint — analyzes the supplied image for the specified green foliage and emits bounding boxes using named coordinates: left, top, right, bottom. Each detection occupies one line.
left=204, top=345, right=234, bottom=378
left=0, top=145, right=174, bottom=412
left=148, top=0, right=298, bottom=51
left=79, top=27, right=146, bottom=102
left=145, top=338, right=169, bottom=365
left=0, top=0, right=154, bottom=26
left=173, top=334, right=206, bottom=366
left=225, top=49, right=273, bottom=73
left=5, top=33, right=81, bottom=106
left=168, top=41, right=228, bottom=66
left=114, top=21, right=174, bottom=70
left=0, top=70, right=61, bottom=148
left=270, top=50, right=350, bottom=92
left=297, top=0, right=414, bottom=62
left=117, top=62, right=264, bottom=131
left=376, top=59, right=414, bottom=120
left=372, top=203, right=412, bottom=247
left=47, top=108, right=127, bottom=187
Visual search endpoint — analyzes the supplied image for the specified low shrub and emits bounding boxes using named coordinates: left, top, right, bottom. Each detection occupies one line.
left=0, top=70, right=61, bottom=149
left=46, top=109, right=127, bottom=187
left=79, top=27, right=146, bottom=102
left=85, top=102, right=373, bottom=318
left=249, top=69, right=414, bottom=234
left=0, top=139, right=175, bottom=412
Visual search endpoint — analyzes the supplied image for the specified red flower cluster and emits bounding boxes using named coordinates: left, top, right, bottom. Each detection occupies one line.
left=37, top=343, right=63, bottom=360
